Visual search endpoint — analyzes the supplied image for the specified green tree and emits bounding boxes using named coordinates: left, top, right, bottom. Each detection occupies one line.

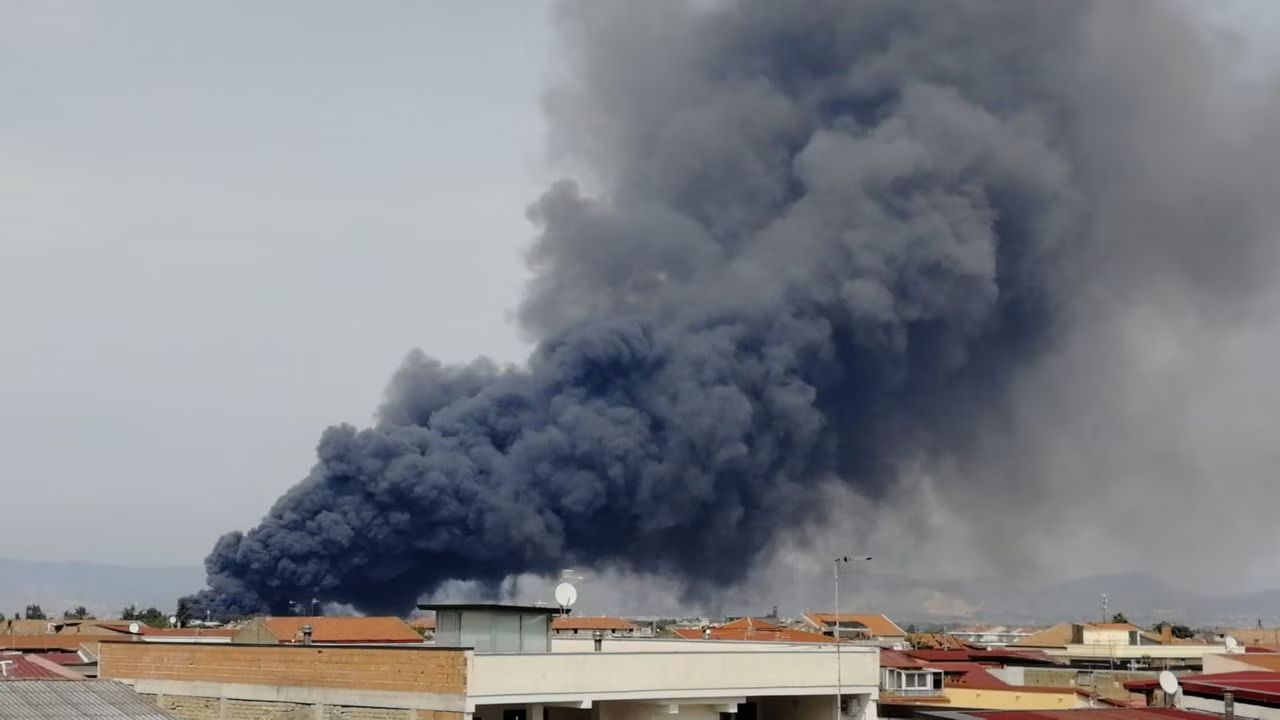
left=24, top=604, right=46, bottom=620
left=175, top=598, right=193, bottom=627
left=139, top=607, right=168, bottom=627
left=120, top=605, right=139, bottom=621
left=62, top=606, right=93, bottom=620
left=1110, top=612, right=1129, bottom=624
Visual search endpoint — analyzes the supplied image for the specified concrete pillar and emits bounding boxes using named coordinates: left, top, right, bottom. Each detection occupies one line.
left=531, top=705, right=546, bottom=720
left=218, top=696, right=228, bottom=720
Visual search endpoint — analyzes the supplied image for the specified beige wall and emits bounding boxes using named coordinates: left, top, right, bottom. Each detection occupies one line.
left=941, top=688, right=1085, bottom=710
left=1081, top=629, right=1133, bottom=646
left=231, top=620, right=280, bottom=645
left=469, top=645, right=878, bottom=709
left=1203, top=653, right=1262, bottom=674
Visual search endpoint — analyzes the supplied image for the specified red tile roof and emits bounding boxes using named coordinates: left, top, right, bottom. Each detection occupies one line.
left=0, top=653, right=85, bottom=680
left=881, top=648, right=928, bottom=669
left=255, top=617, right=423, bottom=644
left=552, top=616, right=638, bottom=631
left=905, top=648, right=1060, bottom=666
left=408, top=617, right=435, bottom=631
left=802, top=613, right=905, bottom=637
left=673, top=620, right=834, bottom=643
left=1126, top=670, right=1280, bottom=705
left=0, top=636, right=101, bottom=652
left=29, top=652, right=84, bottom=666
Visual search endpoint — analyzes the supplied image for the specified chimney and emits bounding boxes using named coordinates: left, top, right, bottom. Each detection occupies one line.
left=301, top=625, right=313, bottom=646
left=1160, top=623, right=1173, bottom=645
left=592, top=629, right=603, bottom=652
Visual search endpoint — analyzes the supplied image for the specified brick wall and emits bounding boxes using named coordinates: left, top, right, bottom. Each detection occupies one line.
left=140, top=694, right=464, bottom=720
left=100, top=642, right=467, bottom=695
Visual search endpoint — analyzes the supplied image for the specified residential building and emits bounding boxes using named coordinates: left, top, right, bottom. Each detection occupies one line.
left=876, top=654, right=1102, bottom=718
left=1017, top=623, right=1237, bottom=670
left=802, top=613, right=908, bottom=646
left=231, top=616, right=423, bottom=645
left=101, top=602, right=881, bottom=720
left=551, top=616, right=641, bottom=638
left=1217, top=628, right=1280, bottom=651
left=1203, top=650, right=1280, bottom=675
left=671, top=617, right=833, bottom=643
left=948, top=626, right=1039, bottom=647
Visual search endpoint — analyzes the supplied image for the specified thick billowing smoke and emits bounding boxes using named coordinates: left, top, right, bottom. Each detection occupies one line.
left=185, top=0, right=1280, bottom=617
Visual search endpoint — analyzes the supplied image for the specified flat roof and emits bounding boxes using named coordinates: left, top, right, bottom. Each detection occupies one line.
left=418, top=603, right=566, bottom=615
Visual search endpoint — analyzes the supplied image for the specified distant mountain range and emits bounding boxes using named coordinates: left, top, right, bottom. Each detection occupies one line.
left=867, top=571, right=1280, bottom=627
left=1, top=556, right=1275, bottom=627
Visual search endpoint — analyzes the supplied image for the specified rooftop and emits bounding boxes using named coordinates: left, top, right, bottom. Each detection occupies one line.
left=802, top=613, right=905, bottom=637
left=0, top=654, right=85, bottom=680
left=0, top=679, right=177, bottom=719
left=552, top=616, right=638, bottom=631
left=673, top=618, right=833, bottom=643
left=1126, top=670, right=1280, bottom=704
left=935, top=709, right=1209, bottom=720
left=253, top=616, right=423, bottom=644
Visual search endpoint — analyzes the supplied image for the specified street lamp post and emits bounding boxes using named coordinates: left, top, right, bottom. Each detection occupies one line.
left=834, top=555, right=872, bottom=720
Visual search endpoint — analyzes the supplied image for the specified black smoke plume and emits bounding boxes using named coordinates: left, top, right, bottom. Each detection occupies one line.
left=184, top=0, right=1280, bottom=617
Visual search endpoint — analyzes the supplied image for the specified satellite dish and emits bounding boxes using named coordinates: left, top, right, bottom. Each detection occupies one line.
left=1158, top=670, right=1180, bottom=696
left=554, top=582, right=578, bottom=608
left=128, top=622, right=141, bottom=635
left=168, top=616, right=178, bottom=628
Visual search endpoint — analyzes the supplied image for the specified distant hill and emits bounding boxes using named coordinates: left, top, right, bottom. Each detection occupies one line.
left=0, top=556, right=203, bottom=617
left=878, top=571, right=1280, bottom=627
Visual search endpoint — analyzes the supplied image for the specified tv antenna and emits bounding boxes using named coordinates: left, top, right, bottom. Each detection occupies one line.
left=554, top=582, right=578, bottom=616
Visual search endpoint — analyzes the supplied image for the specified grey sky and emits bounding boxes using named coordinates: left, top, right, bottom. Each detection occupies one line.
left=3, top=0, right=1279, bottom=602
left=1, top=1, right=548, bottom=565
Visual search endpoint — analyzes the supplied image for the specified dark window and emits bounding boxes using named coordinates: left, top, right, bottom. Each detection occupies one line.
left=504, top=710, right=527, bottom=720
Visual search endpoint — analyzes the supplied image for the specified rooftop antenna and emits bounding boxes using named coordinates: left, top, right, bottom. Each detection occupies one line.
left=1099, top=593, right=1108, bottom=623
left=554, top=582, right=578, bottom=617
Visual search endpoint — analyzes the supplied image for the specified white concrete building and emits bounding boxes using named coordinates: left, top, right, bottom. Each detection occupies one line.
left=101, top=604, right=881, bottom=720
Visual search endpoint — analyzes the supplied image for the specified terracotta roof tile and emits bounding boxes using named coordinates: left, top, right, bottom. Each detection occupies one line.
left=802, top=613, right=905, bottom=637
left=552, top=616, right=638, bottom=631
left=256, top=617, right=422, bottom=644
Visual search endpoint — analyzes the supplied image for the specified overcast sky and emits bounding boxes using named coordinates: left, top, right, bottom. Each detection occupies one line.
left=3, top=0, right=1279, bottom=584
left=1, top=1, right=549, bottom=565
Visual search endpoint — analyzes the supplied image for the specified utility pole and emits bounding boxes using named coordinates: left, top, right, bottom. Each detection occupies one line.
left=834, top=555, right=872, bottom=720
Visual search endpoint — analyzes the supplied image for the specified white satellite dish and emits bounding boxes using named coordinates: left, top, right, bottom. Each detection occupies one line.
left=1158, top=670, right=1181, bottom=696
left=168, top=615, right=178, bottom=628
left=1226, top=636, right=1240, bottom=650
left=554, top=582, right=578, bottom=608
left=128, top=622, right=141, bottom=635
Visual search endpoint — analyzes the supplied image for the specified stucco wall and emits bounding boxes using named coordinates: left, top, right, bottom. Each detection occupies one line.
left=941, top=688, right=1084, bottom=710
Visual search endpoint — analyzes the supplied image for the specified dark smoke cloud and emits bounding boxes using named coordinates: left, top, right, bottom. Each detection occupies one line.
left=185, top=0, right=1280, bottom=617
